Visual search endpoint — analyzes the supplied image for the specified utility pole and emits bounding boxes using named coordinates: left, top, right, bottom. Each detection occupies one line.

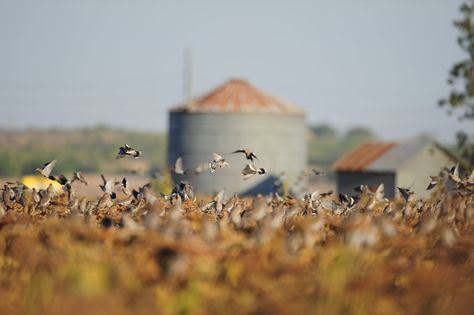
left=183, top=48, right=193, bottom=105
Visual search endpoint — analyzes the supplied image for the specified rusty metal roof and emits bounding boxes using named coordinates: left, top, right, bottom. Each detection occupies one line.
left=332, top=142, right=398, bottom=172
left=170, top=79, right=305, bottom=115
left=368, top=138, right=430, bottom=172
left=333, top=139, right=463, bottom=173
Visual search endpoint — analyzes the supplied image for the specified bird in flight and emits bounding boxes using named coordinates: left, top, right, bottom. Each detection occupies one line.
left=49, top=174, right=71, bottom=189
left=99, top=174, right=120, bottom=199
left=117, top=144, right=141, bottom=159
left=312, top=169, right=325, bottom=176
left=426, top=176, right=439, bottom=190
left=398, top=187, right=414, bottom=202
left=468, top=168, right=474, bottom=184
left=35, top=160, right=57, bottom=178
left=241, top=163, right=266, bottom=180
left=194, top=162, right=209, bottom=175
left=232, top=149, right=258, bottom=162
left=209, top=153, right=230, bottom=172
left=71, top=171, right=88, bottom=186
left=448, top=163, right=462, bottom=183
left=173, top=157, right=187, bottom=175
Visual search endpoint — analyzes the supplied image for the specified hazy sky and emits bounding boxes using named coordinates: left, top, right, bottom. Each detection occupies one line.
left=0, top=0, right=472, bottom=142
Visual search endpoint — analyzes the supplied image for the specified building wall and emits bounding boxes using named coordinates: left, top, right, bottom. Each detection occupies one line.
left=336, top=171, right=396, bottom=199
left=168, top=111, right=307, bottom=196
left=396, top=144, right=456, bottom=198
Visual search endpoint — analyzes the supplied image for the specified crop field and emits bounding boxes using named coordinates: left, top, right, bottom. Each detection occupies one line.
left=0, top=169, right=473, bottom=315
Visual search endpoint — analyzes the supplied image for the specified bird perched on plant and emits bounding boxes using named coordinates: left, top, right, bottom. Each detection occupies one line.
left=241, top=163, right=266, bottom=180
left=319, top=190, right=333, bottom=198
left=37, top=184, right=55, bottom=209
left=353, top=184, right=369, bottom=194
left=117, top=144, right=141, bottom=159
left=171, top=181, right=195, bottom=201
left=35, top=159, right=57, bottom=178
left=338, top=193, right=359, bottom=208
left=20, top=187, right=32, bottom=208
left=2, top=184, right=13, bottom=208
left=232, top=149, right=258, bottom=161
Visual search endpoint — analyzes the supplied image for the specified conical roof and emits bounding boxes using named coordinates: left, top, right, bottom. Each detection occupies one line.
left=170, top=79, right=305, bottom=115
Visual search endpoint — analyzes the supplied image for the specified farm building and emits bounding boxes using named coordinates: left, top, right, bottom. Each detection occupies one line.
left=168, top=78, right=307, bottom=196
left=332, top=139, right=459, bottom=199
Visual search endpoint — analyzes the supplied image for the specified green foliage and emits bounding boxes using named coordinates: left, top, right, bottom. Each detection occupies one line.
left=308, top=124, right=376, bottom=171
left=310, top=123, right=338, bottom=138
left=0, top=123, right=374, bottom=178
left=152, top=171, right=173, bottom=196
left=439, top=2, right=474, bottom=119
left=0, top=151, right=23, bottom=176
left=439, top=2, right=474, bottom=166
left=343, top=127, right=374, bottom=144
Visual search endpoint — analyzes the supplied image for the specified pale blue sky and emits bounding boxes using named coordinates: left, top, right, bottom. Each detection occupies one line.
left=0, top=0, right=472, bottom=142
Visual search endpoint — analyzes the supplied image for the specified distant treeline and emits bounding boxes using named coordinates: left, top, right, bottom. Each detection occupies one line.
left=0, top=126, right=167, bottom=176
left=308, top=124, right=375, bottom=168
left=0, top=124, right=374, bottom=177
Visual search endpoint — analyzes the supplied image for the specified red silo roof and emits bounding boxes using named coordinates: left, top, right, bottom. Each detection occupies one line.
left=170, top=79, right=304, bottom=115
left=332, top=141, right=398, bottom=172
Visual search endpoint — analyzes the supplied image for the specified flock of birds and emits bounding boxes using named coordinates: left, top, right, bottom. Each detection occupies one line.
left=0, top=144, right=272, bottom=221
left=172, top=148, right=266, bottom=179
left=1, top=143, right=474, bottom=315
left=0, top=142, right=472, bottom=236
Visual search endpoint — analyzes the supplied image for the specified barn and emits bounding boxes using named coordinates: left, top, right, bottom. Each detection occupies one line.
left=167, top=79, right=307, bottom=196
left=332, top=138, right=459, bottom=199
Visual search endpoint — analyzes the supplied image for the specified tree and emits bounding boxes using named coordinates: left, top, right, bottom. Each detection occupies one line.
left=343, top=127, right=375, bottom=144
left=310, top=123, right=338, bottom=138
left=439, top=2, right=474, bottom=165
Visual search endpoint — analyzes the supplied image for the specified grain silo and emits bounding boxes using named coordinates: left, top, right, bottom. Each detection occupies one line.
left=168, top=78, right=306, bottom=196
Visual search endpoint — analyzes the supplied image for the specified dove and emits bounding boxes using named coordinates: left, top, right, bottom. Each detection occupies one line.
left=2, top=185, right=13, bottom=208
left=374, top=183, right=385, bottom=201
left=209, top=153, right=230, bottom=173
left=99, top=174, right=120, bottom=199
left=241, top=163, right=266, bottom=180
left=117, top=144, right=141, bottom=159
left=49, top=174, right=71, bottom=189
left=37, top=184, right=54, bottom=208
left=449, top=163, right=461, bottom=183
left=194, top=162, right=209, bottom=175
left=426, top=176, right=439, bottom=190
left=35, top=159, right=57, bottom=178
left=398, top=187, right=414, bottom=202
left=468, top=168, right=474, bottom=184
left=97, top=193, right=114, bottom=209
left=173, top=157, right=187, bottom=175
left=312, top=169, right=325, bottom=176
left=232, top=149, right=258, bottom=161
left=71, top=171, right=88, bottom=186
left=172, top=181, right=195, bottom=201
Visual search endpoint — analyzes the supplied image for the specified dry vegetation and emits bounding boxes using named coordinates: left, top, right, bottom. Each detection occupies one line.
left=0, top=172, right=474, bottom=315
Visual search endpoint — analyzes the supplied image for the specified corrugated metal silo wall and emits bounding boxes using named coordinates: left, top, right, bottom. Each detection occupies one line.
left=336, top=171, right=396, bottom=199
left=168, top=112, right=307, bottom=196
